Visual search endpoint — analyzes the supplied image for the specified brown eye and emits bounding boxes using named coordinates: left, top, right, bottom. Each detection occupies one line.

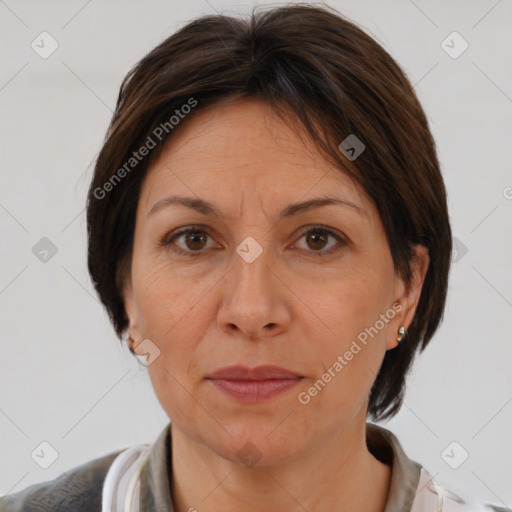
left=163, top=227, right=214, bottom=256
left=183, top=230, right=208, bottom=251
left=306, top=230, right=329, bottom=251
left=163, top=225, right=346, bottom=258
left=295, top=227, right=346, bottom=256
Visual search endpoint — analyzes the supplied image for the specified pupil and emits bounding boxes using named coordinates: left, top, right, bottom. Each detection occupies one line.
left=187, top=232, right=205, bottom=250
left=308, top=231, right=327, bottom=250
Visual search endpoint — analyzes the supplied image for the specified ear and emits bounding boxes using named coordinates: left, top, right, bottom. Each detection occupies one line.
left=122, top=272, right=143, bottom=349
left=386, top=244, right=430, bottom=350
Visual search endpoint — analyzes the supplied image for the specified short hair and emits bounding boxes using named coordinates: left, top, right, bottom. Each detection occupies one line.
left=86, top=3, right=452, bottom=421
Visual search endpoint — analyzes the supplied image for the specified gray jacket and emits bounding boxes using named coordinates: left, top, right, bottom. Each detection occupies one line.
left=1, top=422, right=509, bottom=511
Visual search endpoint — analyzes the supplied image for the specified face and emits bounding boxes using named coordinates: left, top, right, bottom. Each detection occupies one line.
left=123, top=97, right=428, bottom=465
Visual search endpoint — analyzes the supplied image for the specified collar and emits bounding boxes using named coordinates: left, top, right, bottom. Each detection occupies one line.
left=137, top=421, right=421, bottom=512
left=366, top=423, right=422, bottom=512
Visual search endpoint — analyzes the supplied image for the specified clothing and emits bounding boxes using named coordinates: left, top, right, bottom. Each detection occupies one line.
left=0, top=422, right=509, bottom=512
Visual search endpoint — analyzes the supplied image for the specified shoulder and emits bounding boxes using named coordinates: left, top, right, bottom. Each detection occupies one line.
left=412, top=468, right=512, bottom=512
left=0, top=448, right=124, bottom=512
left=366, top=424, right=510, bottom=512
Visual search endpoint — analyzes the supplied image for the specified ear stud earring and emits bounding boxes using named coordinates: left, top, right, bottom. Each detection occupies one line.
left=397, top=326, right=406, bottom=344
left=127, top=335, right=136, bottom=355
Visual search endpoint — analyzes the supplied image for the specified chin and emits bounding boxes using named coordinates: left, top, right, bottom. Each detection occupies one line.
left=201, top=419, right=308, bottom=468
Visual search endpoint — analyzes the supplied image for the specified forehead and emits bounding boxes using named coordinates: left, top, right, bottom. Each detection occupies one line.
left=139, top=97, right=373, bottom=218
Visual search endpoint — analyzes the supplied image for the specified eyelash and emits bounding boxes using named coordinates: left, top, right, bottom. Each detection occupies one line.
left=161, top=225, right=347, bottom=258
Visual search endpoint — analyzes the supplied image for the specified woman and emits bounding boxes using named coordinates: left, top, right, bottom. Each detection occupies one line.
left=1, top=3, right=508, bottom=512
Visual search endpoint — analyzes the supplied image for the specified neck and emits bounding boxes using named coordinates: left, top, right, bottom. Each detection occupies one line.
left=169, top=415, right=392, bottom=512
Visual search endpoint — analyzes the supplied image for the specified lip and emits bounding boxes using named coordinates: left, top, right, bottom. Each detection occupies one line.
left=207, top=364, right=303, bottom=380
left=206, top=365, right=304, bottom=403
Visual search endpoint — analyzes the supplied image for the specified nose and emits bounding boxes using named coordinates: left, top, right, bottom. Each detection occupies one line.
left=217, top=238, right=290, bottom=339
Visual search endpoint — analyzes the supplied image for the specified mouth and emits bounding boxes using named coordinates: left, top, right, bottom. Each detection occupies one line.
left=205, top=365, right=304, bottom=403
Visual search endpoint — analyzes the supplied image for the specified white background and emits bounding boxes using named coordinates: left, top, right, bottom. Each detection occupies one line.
left=1, top=0, right=511, bottom=506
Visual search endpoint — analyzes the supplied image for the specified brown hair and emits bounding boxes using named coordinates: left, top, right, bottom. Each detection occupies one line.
left=86, top=3, right=452, bottom=421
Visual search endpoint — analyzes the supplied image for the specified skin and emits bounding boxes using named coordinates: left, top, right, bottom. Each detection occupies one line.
left=123, top=97, right=429, bottom=512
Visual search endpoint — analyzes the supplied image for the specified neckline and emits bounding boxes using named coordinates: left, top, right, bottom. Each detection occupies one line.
left=138, top=422, right=421, bottom=512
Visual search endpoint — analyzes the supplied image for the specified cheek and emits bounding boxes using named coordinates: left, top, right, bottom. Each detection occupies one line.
left=302, top=258, right=392, bottom=342
left=294, top=264, right=393, bottom=410
left=133, top=254, right=210, bottom=335
left=133, top=258, right=216, bottom=384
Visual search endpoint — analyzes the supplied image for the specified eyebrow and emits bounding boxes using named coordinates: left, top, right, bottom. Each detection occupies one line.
left=148, top=195, right=366, bottom=219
